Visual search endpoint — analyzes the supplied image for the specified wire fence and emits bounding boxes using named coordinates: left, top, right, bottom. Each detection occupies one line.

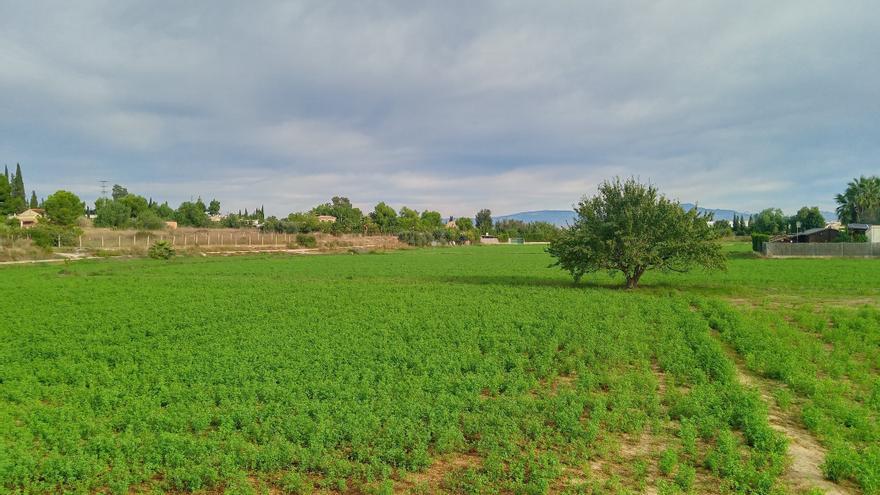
left=764, top=242, right=880, bottom=257
left=1, top=232, right=299, bottom=250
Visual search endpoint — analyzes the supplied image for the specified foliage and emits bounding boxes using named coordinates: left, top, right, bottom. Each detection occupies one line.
left=27, top=224, right=82, bottom=249
left=0, top=170, right=11, bottom=215
left=43, top=190, right=83, bottom=226
left=111, top=184, right=129, bottom=200
left=94, top=188, right=174, bottom=229
left=370, top=202, right=397, bottom=233
left=548, top=178, right=726, bottom=288
left=148, top=240, right=175, bottom=259
left=295, top=233, right=317, bottom=248
left=312, top=197, right=363, bottom=233
left=475, top=209, right=492, bottom=233
left=8, top=163, right=27, bottom=213
left=494, top=219, right=560, bottom=242
left=175, top=199, right=209, bottom=227
left=836, top=175, right=880, bottom=224
left=791, top=206, right=825, bottom=231
left=419, top=210, right=443, bottom=229
left=455, top=217, right=474, bottom=231
left=750, top=208, right=788, bottom=235
left=135, top=210, right=167, bottom=230
left=94, top=197, right=132, bottom=228
left=751, top=233, right=770, bottom=252
left=711, top=219, right=733, bottom=238
left=208, top=199, right=221, bottom=216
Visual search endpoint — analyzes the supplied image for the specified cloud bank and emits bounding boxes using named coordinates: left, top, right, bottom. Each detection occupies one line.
left=1, top=1, right=877, bottom=216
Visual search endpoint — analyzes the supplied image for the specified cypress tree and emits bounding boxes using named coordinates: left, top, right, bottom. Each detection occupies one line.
left=12, top=163, right=25, bottom=204
left=0, top=169, right=10, bottom=214
left=7, top=163, right=26, bottom=213
left=29, top=190, right=38, bottom=209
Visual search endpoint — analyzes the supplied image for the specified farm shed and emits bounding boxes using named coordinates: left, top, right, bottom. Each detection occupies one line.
left=772, top=226, right=839, bottom=243
left=480, top=235, right=500, bottom=244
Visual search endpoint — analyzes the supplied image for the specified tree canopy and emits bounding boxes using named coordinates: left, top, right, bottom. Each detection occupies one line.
left=791, top=206, right=825, bottom=231
left=750, top=208, right=788, bottom=234
left=548, top=178, right=726, bottom=289
left=43, top=190, right=83, bottom=226
left=475, top=209, right=492, bottom=233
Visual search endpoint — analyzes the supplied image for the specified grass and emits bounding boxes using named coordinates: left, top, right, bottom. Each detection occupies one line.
left=0, top=244, right=877, bottom=494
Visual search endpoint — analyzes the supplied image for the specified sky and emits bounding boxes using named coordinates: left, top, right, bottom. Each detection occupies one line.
left=1, top=1, right=878, bottom=218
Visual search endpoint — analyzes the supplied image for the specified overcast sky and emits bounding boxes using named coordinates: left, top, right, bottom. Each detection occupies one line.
left=1, top=1, right=877, bottom=217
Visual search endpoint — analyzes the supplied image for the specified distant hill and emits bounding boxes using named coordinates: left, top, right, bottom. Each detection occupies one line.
left=494, top=210, right=577, bottom=227
left=496, top=206, right=836, bottom=227
left=679, top=204, right=747, bottom=222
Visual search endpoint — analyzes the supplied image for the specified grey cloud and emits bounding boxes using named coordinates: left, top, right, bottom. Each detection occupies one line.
left=2, top=0, right=878, bottom=217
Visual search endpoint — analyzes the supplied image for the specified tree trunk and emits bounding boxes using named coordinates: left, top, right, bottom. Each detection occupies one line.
left=625, top=268, right=645, bottom=289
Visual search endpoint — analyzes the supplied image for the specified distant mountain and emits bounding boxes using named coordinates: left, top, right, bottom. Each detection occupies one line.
left=496, top=206, right=837, bottom=227
left=679, top=204, right=747, bottom=222
left=821, top=211, right=838, bottom=221
left=494, top=210, right=577, bottom=227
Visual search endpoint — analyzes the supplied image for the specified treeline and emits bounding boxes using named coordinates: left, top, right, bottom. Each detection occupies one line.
left=0, top=164, right=40, bottom=215
left=710, top=206, right=827, bottom=237
left=258, top=198, right=561, bottom=244
left=91, top=184, right=268, bottom=229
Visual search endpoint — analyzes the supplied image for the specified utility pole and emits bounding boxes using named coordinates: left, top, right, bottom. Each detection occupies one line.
left=99, top=180, right=108, bottom=197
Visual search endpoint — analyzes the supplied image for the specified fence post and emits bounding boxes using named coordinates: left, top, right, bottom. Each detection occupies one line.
left=79, top=236, right=82, bottom=248
left=118, top=236, right=121, bottom=248
left=101, top=236, right=104, bottom=248
left=134, top=234, right=137, bottom=246
left=147, top=235, right=151, bottom=246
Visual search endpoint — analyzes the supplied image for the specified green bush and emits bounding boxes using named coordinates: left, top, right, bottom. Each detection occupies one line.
left=148, top=240, right=175, bottom=260
left=397, top=231, right=433, bottom=247
left=296, top=234, right=317, bottom=248
left=750, top=233, right=770, bottom=252
left=28, top=225, right=81, bottom=249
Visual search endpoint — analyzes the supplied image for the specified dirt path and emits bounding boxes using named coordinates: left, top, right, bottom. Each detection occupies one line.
left=716, top=337, right=857, bottom=495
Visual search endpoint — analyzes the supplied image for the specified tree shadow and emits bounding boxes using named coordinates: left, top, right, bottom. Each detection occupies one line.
left=434, top=274, right=736, bottom=298
left=435, top=274, right=587, bottom=289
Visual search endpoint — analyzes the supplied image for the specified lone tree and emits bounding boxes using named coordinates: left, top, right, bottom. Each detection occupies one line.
left=548, top=178, right=726, bottom=289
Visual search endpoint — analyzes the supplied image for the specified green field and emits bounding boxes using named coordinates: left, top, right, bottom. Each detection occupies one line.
left=1, top=245, right=878, bottom=494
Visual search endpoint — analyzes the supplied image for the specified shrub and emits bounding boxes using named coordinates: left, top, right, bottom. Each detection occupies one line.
left=148, top=240, right=175, bottom=260
left=28, top=225, right=82, bottom=249
left=296, top=234, right=317, bottom=248
left=397, top=231, right=433, bottom=247
left=751, top=233, right=770, bottom=252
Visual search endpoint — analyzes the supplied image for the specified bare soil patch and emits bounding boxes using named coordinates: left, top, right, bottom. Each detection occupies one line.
left=396, top=452, right=483, bottom=492
left=718, top=338, right=858, bottom=495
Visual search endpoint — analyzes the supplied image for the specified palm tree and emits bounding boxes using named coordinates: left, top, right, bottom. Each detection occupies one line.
left=836, top=176, right=880, bottom=224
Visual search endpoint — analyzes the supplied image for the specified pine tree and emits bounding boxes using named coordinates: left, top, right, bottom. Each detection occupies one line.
left=29, top=191, right=38, bottom=209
